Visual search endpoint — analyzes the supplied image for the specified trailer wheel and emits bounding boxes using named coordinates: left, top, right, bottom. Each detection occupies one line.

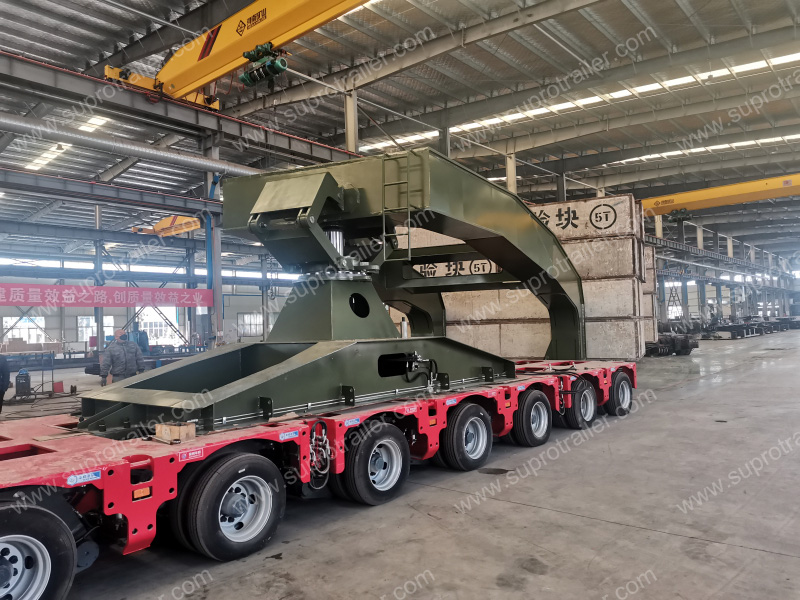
left=0, top=503, right=76, bottom=600
left=442, top=403, right=493, bottom=471
left=604, top=371, right=633, bottom=417
left=564, top=379, right=597, bottom=430
left=327, top=472, right=351, bottom=500
left=186, top=453, right=285, bottom=561
left=344, top=423, right=410, bottom=506
left=512, top=390, right=552, bottom=447
left=431, top=450, right=449, bottom=467
left=169, top=452, right=233, bottom=551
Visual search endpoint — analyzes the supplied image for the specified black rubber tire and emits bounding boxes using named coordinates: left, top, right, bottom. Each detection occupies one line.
left=500, top=432, right=518, bottom=445
left=564, top=378, right=597, bottom=430
left=186, top=453, right=285, bottom=561
left=431, top=450, right=449, bottom=466
left=604, top=371, right=633, bottom=417
left=0, top=503, right=77, bottom=600
left=511, top=389, right=552, bottom=447
left=344, top=422, right=410, bottom=506
left=169, top=452, right=233, bottom=551
left=327, top=471, right=351, bottom=500
left=442, top=403, right=493, bottom=471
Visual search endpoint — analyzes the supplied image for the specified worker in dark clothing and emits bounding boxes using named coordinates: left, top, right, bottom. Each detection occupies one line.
left=0, top=354, right=9, bottom=414
left=100, top=329, right=145, bottom=386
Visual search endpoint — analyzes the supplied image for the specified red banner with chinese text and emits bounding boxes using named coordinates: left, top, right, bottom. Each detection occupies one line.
left=0, top=284, right=212, bottom=307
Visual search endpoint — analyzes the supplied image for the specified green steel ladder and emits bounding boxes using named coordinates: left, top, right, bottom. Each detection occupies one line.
left=381, top=152, right=415, bottom=263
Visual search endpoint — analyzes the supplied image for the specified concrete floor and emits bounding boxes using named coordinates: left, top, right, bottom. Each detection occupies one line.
left=59, top=332, right=800, bottom=599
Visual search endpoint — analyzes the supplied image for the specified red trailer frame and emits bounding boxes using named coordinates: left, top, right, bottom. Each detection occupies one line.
left=0, top=360, right=635, bottom=590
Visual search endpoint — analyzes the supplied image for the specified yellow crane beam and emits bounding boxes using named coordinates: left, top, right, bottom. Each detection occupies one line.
left=132, top=216, right=201, bottom=237
left=106, top=0, right=369, bottom=108
left=642, top=172, right=800, bottom=216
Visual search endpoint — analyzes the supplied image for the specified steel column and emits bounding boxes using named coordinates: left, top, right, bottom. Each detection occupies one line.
left=505, top=154, right=517, bottom=194
left=344, top=90, right=358, bottom=154
left=94, top=206, right=104, bottom=352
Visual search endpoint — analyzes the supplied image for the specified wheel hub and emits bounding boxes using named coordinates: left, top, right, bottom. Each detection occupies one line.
left=370, top=451, right=387, bottom=474
left=0, top=556, right=11, bottom=588
left=368, top=440, right=403, bottom=492
left=0, top=535, right=51, bottom=599
left=220, top=491, right=248, bottom=521
left=217, top=476, right=273, bottom=543
left=463, top=416, right=488, bottom=459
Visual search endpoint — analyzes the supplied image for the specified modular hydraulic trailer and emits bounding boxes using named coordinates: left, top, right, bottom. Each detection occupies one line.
left=0, top=359, right=635, bottom=600
left=1, top=150, right=637, bottom=599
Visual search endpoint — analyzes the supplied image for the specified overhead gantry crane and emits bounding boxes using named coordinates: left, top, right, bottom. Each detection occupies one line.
left=641, top=172, right=800, bottom=216
left=105, top=0, right=370, bottom=109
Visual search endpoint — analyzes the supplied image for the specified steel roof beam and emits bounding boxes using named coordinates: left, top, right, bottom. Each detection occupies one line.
left=481, top=124, right=800, bottom=177
left=0, top=101, right=52, bottom=156
left=96, top=133, right=183, bottom=182
left=456, top=85, right=800, bottom=159
left=0, top=167, right=221, bottom=215
left=337, top=25, right=800, bottom=144
left=226, top=0, right=603, bottom=117
left=0, top=220, right=267, bottom=255
left=0, top=51, right=356, bottom=165
left=86, top=0, right=254, bottom=75
left=518, top=151, right=800, bottom=192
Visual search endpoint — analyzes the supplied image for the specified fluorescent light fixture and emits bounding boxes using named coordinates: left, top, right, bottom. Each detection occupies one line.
left=639, top=154, right=661, bottom=160
left=707, top=144, right=730, bottom=150
left=487, top=177, right=506, bottom=182
left=633, top=83, right=662, bottom=93
left=758, top=137, right=783, bottom=144
left=731, top=60, right=768, bottom=73
left=661, top=151, right=683, bottom=157
left=771, top=52, right=800, bottom=66
left=480, top=117, right=504, bottom=126
left=359, top=145, right=375, bottom=151
left=41, top=152, right=58, bottom=159
left=421, top=131, right=439, bottom=138
left=78, top=125, right=96, bottom=132
left=731, top=140, right=757, bottom=147
left=501, top=112, right=526, bottom=121
left=687, top=147, right=707, bottom=153
left=24, top=165, right=42, bottom=170
left=394, top=138, right=408, bottom=144
left=663, top=76, right=695, bottom=87
left=784, top=134, right=800, bottom=140
left=549, top=102, right=576, bottom=111
left=449, top=126, right=463, bottom=133
left=87, top=117, right=108, bottom=126
left=525, top=107, right=550, bottom=116
left=373, top=141, right=392, bottom=148
left=696, top=68, right=730, bottom=80
left=33, top=158, right=49, bottom=165
left=0, top=192, right=4, bottom=197
left=575, top=96, right=602, bottom=105
left=406, top=134, right=425, bottom=142
left=609, top=89, right=632, bottom=98
left=460, top=122, right=481, bottom=130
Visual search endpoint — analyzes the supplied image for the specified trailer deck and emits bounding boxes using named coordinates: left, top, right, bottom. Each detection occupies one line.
left=0, top=360, right=634, bottom=555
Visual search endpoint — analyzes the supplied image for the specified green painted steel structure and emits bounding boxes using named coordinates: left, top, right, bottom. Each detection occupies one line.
left=78, top=150, right=585, bottom=438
